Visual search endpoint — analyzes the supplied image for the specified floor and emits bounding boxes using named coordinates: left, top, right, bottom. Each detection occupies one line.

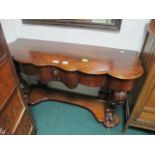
left=29, top=101, right=155, bottom=135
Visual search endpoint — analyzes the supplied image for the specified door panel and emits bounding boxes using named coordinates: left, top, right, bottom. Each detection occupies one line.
left=0, top=23, right=35, bottom=135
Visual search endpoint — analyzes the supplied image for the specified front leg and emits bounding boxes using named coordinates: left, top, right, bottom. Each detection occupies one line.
left=104, top=90, right=128, bottom=128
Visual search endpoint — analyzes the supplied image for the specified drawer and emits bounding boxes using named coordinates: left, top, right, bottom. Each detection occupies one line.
left=38, top=67, right=79, bottom=88
left=0, top=61, right=16, bottom=110
left=38, top=67, right=61, bottom=83
left=0, top=88, right=25, bottom=134
left=14, top=111, right=33, bottom=135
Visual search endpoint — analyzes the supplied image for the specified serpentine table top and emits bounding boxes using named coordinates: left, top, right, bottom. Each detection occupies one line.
left=9, top=38, right=143, bottom=80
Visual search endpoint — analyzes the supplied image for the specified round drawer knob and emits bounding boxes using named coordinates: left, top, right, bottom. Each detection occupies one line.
left=53, top=70, right=59, bottom=75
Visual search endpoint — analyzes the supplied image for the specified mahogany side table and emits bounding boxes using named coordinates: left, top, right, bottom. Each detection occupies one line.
left=9, top=39, right=144, bottom=128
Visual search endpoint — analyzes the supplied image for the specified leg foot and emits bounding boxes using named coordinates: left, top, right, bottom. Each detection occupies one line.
left=104, top=108, right=120, bottom=128
left=103, top=90, right=128, bottom=128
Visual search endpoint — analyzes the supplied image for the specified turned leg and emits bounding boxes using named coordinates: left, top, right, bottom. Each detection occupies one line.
left=104, top=90, right=128, bottom=128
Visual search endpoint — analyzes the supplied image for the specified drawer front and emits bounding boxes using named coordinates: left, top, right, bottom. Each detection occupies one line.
left=0, top=88, right=25, bottom=134
left=38, top=67, right=61, bottom=83
left=14, top=111, right=33, bottom=135
left=0, top=61, right=16, bottom=109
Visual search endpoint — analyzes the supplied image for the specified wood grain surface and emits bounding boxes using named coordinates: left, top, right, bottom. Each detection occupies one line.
left=9, top=39, right=144, bottom=80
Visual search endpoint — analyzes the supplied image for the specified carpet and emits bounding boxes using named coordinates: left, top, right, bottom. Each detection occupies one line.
left=29, top=101, right=154, bottom=135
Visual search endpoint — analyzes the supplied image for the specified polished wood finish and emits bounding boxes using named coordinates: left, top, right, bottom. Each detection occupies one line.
left=9, top=39, right=144, bottom=128
left=9, top=39, right=143, bottom=79
left=29, top=86, right=120, bottom=125
left=0, top=88, right=25, bottom=133
left=0, top=61, right=16, bottom=109
left=14, top=111, right=34, bottom=135
left=125, top=20, right=155, bottom=131
left=21, top=64, right=135, bottom=91
left=0, top=24, right=35, bottom=135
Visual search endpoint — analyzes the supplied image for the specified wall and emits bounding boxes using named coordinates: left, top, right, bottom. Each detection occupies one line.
left=0, top=19, right=150, bottom=96
left=0, top=19, right=17, bottom=43
left=1, top=19, right=150, bottom=51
